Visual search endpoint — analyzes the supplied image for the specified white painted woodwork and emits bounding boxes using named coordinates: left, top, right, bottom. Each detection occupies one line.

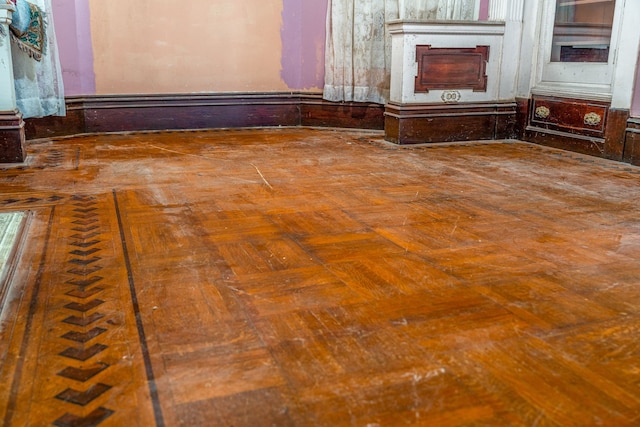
left=610, top=0, right=640, bottom=109
left=387, top=21, right=506, bottom=105
left=0, top=4, right=17, bottom=112
left=525, top=0, right=640, bottom=103
left=388, top=0, right=526, bottom=106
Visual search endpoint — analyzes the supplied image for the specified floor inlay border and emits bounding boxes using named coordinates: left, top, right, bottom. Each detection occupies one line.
left=113, top=189, right=166, bottom=427
left=3, top=207, right=55, bottom=427
left=1, top=194, right=159, bottom=426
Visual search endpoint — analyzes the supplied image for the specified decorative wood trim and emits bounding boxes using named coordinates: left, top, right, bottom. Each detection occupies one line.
left=603, top=109, right=629, bottom=160
left=414, top=45, right=489, bottom=93
left=529, top=96, right=609, bottom=137
left=384, top=101, right=516, bottom=144
left=23, top=99, right=85, bottom=140
left=522, top=96, right=629, bottom=161
left=623, top=118, right=640, bottom=165
left=0, top=110, right=26, bottom=163
left=300, top=96, right=385, bottom=130
left=24, top=93, right=385, bottom=140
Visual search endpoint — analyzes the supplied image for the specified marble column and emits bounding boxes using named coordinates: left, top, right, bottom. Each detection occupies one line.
left=0, top=3, right=26, bottom=163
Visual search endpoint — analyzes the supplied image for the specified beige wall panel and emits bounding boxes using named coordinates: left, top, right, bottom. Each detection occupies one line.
left=89, top=0, right=288, bottom=94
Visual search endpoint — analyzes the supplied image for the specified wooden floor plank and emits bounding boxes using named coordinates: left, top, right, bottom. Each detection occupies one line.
left=1, top=128, right=640, bottom=426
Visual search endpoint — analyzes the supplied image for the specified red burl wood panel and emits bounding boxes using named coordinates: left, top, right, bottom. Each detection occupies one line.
left=414, top=45, right=489, bottom=93
left=530, top=96, right=609, bottom=136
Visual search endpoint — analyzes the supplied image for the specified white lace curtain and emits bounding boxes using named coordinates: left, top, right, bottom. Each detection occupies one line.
left=403, top=0, right=476, bottom=20
left=324, top=0, right=478, bottom=104
left=11, top=0, right=65, bottom=118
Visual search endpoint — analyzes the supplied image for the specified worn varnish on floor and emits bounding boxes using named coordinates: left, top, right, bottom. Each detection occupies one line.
left=1, top=128, right=640, bottom=426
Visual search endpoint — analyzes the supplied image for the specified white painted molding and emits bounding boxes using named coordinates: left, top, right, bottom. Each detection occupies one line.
left=488, top=0, right=507, bottom=21
left=529, top=0, right=635, bottom=105
left=0, top=4, right=17, bottom=112
left=387, top=20, right=507, bottom=104
left=611, top=0, right=640, bottom=109
left=488, top=0, right=524, bottom=22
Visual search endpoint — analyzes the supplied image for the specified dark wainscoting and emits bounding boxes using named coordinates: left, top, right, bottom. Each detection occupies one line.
left=384, top=102, right=516, bottom=145
left=519, top=95, right=630, bottom=161
left=24, top=93, right=385, bottom=141
left=623, top=118, right=640, bottom=166
left=0, top=110, right=26, bottom=163
left=23, top=99, right=86, bottom=140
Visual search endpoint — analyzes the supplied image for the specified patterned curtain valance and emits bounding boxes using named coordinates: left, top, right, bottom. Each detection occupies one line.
left=9, top=0, right=45, bottom=61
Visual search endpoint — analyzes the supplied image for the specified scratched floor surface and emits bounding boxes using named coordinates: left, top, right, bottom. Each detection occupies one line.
left=1, top=128, right=640, bottom=426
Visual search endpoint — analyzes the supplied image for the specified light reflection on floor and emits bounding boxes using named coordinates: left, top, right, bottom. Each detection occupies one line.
left=0, top=211, right=25, bottom=285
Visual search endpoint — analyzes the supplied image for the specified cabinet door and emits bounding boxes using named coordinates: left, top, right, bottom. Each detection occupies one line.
left=535, top=0, right=624, bottom=98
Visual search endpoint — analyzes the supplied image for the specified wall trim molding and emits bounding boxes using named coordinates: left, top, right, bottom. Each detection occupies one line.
left=623, top=118, right=640, bottom=165
left=24, top=92, right=386, bottom=140
left=384, top=101, right=517, bottom=145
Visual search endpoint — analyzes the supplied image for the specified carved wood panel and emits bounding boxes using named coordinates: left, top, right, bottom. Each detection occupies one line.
left=530, top=96, right=609, bottom=136
left=414, top=45, right=490, bottom=93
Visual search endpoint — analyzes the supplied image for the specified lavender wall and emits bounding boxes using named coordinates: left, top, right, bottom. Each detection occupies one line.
left=633, top=50, right=640, bottom=117
left=479, top=0, right=489, bottom=20
left=281, top=0, right=327, bottom=90
left=52, top=0, right=96, bottom=96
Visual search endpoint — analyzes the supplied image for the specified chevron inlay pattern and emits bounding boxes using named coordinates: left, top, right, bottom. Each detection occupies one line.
left=0, top=194, right=158, bottom=426
left=55, top=196, right=113, bottom=426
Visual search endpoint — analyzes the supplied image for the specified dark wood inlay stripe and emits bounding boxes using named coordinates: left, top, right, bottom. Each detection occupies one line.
left=67, top=266, right=103, bottom=277
left=113, top=189, right=165, bottom=426
left=63, top=312, right=105, bottom=327
left=66, top=287, right=104, bottom=299
left=57, top=363, right=110, bottom=382
left=53, top=407, right=114, bottom=427
left=69, top=248, right=101, bottom=257
left=56, top=383, right=112, bottom=406
left=66, top=276, right=103, bottom=287
left=72, top=213, right=98, bottom=219
left=70, top=232, right=100, bottom=240
left=73, top=208, right=98, bottom=214
left=61, top=327, right=107, bottom=343
left=70, top=240, right=101, bottom=248
left=64, top=299, right=105, bottom=313
left=72, top=219, right=98, bottom=226
left=71, top=225, right=99, bottom=233
left=69, top=257, right=101, bottom=266
left=59, top=344, right=108, bottom=361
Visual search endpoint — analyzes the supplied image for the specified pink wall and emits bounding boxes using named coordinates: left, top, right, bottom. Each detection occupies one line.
left=281, top=0, right=327, bottom=90
left=479, top=0, right=489, bottom=20
left=633, top=50, right=640, bottom=117
left=52, top=0, right=95, bottom=96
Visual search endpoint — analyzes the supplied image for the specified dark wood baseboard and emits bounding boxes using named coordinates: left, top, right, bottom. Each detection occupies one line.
left=384, top=102, right=517, bottom=145
left=623, top=118, right=640, bottom=166
left=301, top=97, right=384, bottom=130
left=519, top=96, right=630, bottom=161
left=21, top=92, right=639, bottom=168
left=23, top=99, right=86, bottom=140
left=0, top=110, right=26, bottom=163
left=24, top=93, right=386, bottom=140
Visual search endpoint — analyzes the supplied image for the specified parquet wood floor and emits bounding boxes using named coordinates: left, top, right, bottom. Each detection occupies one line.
left=1, top=128, right=640, bottom=426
